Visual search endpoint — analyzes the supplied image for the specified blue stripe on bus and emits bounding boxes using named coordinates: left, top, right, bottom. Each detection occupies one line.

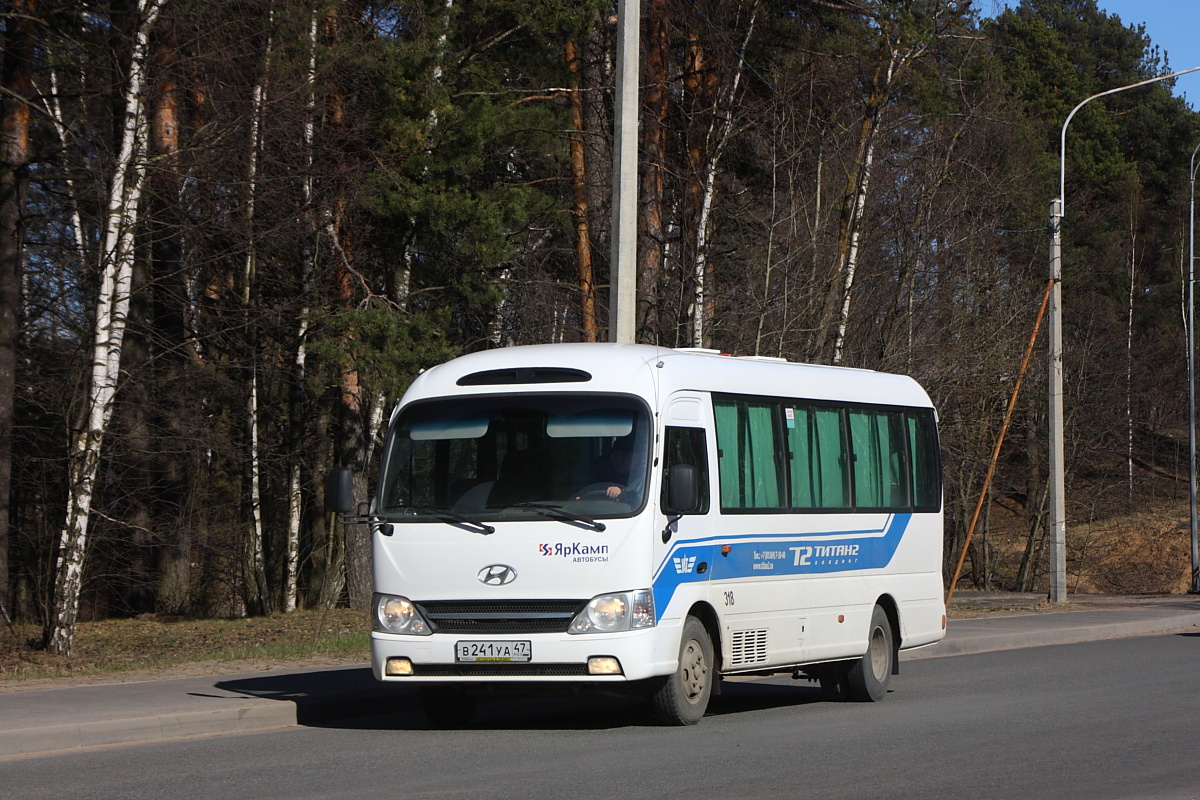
left=651, top=513, right=911, bottom=621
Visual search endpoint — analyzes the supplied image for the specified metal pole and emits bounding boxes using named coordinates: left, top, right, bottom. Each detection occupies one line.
left=1049, top=64, right=1200, bottom=602
left=609, top=0, right=639, bottom=344
left=1190, top=142, right=1200, bottom=594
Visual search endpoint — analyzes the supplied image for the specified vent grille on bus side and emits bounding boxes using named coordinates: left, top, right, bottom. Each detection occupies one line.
left=730, top=629, right=769, bottom=667
left=456, top=367, right=591, bottom=386
left=415, top=600, right=586, bottom=634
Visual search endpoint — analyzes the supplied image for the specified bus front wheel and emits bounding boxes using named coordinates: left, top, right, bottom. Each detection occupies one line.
left=846, top=604, right=894, bottom=702
left=652, top=616, right=714, bottom=725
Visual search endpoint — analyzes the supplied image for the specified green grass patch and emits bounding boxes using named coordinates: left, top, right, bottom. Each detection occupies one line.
left=0, top=608, right=369, bottom=683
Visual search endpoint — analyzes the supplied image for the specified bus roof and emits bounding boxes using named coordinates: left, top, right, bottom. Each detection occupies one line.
left=401, top=343, right=934, bottom=410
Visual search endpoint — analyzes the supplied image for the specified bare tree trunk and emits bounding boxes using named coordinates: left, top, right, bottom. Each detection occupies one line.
left=566, top=39, right=598, bottom=343
left=0, top=0, right=36, bottom=614
left=637, top=0, right=669, bottom=344
left=582, top=12, right=611, bottom=314
left=46, top=0, right=165, bottom=655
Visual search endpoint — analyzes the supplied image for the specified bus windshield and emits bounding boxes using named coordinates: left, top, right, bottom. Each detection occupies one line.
left=379, top=394, right=652, bottom=524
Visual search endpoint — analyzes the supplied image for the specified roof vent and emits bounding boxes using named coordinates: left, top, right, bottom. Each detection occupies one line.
left=457, top=367, right=592, bottom=386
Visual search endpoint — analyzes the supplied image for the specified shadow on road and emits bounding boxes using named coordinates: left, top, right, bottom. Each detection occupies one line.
left=214, top=670, right=828, bottom=731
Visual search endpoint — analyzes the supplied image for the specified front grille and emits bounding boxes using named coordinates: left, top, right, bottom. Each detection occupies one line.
left=413, top=663, right=591, bottom=677
left=415, top=600, right=586, bottom=634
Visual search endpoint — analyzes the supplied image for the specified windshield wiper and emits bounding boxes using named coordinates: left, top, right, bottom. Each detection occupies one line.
left=409, top=506, right=495, bottom=535
left=500, top=502, right=606, bottom=532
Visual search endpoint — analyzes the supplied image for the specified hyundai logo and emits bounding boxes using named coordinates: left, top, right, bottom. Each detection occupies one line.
left=478, top=564, right=517, bottom=586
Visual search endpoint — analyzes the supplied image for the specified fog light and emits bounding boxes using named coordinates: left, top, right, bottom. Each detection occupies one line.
left=385, top=657, right=414, bottom=676
left=587, top=657, right=622, bottom=675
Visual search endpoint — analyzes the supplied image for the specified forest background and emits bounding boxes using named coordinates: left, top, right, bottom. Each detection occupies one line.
left=0, top=0, right=1197, bottom=656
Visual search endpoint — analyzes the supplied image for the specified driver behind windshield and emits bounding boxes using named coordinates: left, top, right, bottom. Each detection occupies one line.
left=574, top=436, right=645, bottom=504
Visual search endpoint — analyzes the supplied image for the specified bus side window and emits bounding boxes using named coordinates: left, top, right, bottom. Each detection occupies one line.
left=907, top=410, right=941, bottom=511
left=787, top=404, right=851, bottom=510
left=848, top=408, right=910, bottom=511
left=661, top=427, right=710, bottom=515
left=714, top=399, right=785, bottom=511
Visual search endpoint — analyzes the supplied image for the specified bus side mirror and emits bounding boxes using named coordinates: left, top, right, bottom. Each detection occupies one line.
left=326, top=466, right=355, bottom=514
left=666, top=464, right=700, bottom=514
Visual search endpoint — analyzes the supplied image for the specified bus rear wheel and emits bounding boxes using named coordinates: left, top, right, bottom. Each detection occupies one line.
left=846, top=604, right=894, bottom=702
left=652, top=616, right=714, bottom=725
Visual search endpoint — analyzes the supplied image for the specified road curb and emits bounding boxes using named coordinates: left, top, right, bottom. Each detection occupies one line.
left=903, top=610, right=1200, bottom=660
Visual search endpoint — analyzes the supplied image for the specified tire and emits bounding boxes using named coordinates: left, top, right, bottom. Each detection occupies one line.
left=846, top=604, right=894, bottom=702
left=419, top=685, right=478, bottom=728
left=652, top=616, right=714, bottom=725
left=816, top=663, right=851, bottom=701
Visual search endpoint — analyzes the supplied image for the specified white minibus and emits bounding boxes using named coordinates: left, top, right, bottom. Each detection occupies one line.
left=327, top=343, right=946, bottom=725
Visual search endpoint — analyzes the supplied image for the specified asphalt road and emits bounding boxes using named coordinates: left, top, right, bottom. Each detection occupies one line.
left=5, top=631, right=1199, bottom=800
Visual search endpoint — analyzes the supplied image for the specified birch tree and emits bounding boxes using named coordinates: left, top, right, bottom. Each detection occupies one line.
left=46, top=0, right=166, bottom=655
left=814, top=1, right=958, bottom=365
left=686, top=1, right=757, bottom=348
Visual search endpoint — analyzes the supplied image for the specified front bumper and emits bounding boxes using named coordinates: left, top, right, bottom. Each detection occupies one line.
left=371, top=625, right=670, bottom=683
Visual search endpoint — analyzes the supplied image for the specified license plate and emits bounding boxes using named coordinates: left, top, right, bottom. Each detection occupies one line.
left=455, top=640, right=532, bottom=662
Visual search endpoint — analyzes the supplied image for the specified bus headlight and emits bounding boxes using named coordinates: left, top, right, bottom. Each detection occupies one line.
left=373, top=593, right=431, bottom=635
left=569, top=590, right=655, bottom=634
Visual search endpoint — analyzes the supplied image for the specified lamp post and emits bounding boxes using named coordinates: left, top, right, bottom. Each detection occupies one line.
left=1049, top=65, right=1200, bottom=603
left=1190, top=141, right=1200, bottom=594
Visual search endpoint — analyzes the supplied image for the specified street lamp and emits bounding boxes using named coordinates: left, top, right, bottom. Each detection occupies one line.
left=1048, top=65, right=1200, bottom=603
left=1190, top=140, right=1200, bottom=594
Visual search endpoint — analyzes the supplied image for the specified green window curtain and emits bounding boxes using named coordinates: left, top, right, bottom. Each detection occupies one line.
left=744, top=403, right=782, bottom=508
left=715, top=399, right=783, bottom=510
left=787, top=408, right=813, bottom=508
left=849, top=410, right=883, bottom=508
left=789, top=405, right=849, bottom=510
left=714, top=401, right=741, bottom=509
left=851, top=409, right=909, bottom=509
left=883, top=412, right=909, bottom=507
left=813, top=407, right=849, bottom=508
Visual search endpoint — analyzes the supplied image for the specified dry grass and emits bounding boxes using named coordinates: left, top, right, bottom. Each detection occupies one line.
left=0, top=608, right=369, bottom=687
left=958, top=498, right=1193, bottom=596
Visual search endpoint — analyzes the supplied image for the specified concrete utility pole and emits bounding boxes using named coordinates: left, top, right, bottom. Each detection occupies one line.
left=1048, top=198, right=1066, bottom=602
left=1049, top=65, right=1200, bottom=603
left=609, top=0, right=639, bottom=344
